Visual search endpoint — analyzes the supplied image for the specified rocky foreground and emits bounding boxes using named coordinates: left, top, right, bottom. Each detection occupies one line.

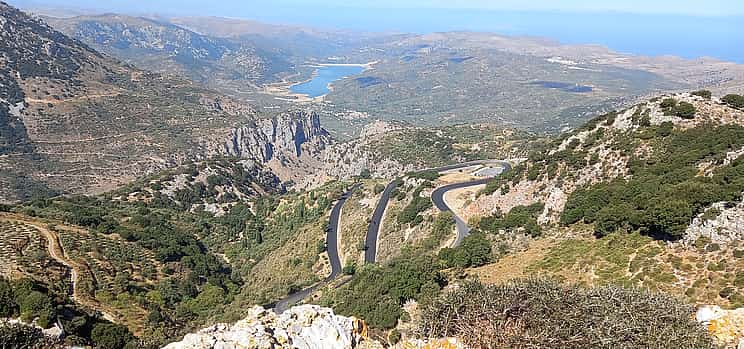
left=162, top=305, right=465, bottom=349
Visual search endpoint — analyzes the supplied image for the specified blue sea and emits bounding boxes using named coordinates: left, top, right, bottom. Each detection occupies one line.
left=249, top=8, right=744, bottom=63
left=290, top=65, right=366, bottom=98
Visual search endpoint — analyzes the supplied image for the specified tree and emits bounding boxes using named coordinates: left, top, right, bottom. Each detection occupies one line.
left=672, top=102, right=696, bottom=119
left=691, top=90, right=712, bottom=99
left=0, top=279, right=17, bottom=317
left=722, top=94, right=744, bottom=110
left=373, top=183, right=386, bottom=195
left=91, top=323, right=133, bottom=349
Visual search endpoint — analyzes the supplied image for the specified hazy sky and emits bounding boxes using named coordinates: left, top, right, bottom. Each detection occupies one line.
left=10, top=0, right=744, bottom=16
left=10, top=0, right=744, bottom=62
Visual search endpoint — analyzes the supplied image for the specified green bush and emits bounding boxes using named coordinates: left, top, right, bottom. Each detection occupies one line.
left=438, top=233, right=492, bottom=268
left=478, top=203, right=544, bottom=237
left=418, top=279, right=714, bottom=349
left=407, top=170, right=440, bottom=181
left=421, top=212, right=454, bottom=250
left=91, top=323, right=134, bottom=349
left=397, top=185, right=433, bottom=226
left=660, top=98, right=677, bottom=109
left=722, top=94, right=744, bottom=110
left=691, top=90, right=712, bottom=99
left=672, top=101, right=696, bottom=119
left=322, top=255, right=444, bottom=328
left=343, top=263, right=357, bottom=275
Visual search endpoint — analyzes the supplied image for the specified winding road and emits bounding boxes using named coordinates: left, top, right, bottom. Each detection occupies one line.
left=432, top=161, right=511, bottom=246
left=364, top=160, right=510, bottom=263
left=272, top=184, right=359, bottom=313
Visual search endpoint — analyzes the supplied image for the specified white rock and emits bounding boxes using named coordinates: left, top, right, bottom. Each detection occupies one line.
left=696, top=305, right=724, bottom=323
left=162, top=305, right=378, bottom=349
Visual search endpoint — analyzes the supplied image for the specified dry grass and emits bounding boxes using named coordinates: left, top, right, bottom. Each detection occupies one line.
left=468, top=227, right=744, bottom=309
left=418, top=279, right=714, bottom=349
left=338, top=180, right=380, bottom=266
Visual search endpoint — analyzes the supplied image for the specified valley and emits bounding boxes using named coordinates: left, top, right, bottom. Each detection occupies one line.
left=3, top=1, right=744, bottom=348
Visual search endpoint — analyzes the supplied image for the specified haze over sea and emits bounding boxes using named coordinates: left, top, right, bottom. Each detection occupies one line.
left=254, top=8, right=744, bottom=63
left=11, top=1, right=744, bottom=63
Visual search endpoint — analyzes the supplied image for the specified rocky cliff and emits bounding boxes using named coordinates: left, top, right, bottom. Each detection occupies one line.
left=217, top=110, right=329, bottom=163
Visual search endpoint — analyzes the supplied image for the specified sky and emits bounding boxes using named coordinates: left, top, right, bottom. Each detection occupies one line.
left=11, top=0, right=744, bottom=17
left=10, top=0, right=744, bottom=62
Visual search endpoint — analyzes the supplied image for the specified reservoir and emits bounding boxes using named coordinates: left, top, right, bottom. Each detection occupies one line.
left=290, top=65, right=366, bottom=98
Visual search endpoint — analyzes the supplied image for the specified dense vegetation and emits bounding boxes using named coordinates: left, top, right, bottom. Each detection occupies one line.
left=397, top=183, right=434, bottom=227
left=418, top=279, right=714, bottom=348
left=13, top=178, right=345, bottom=344
left=562, top=124, right=744, bottom=240
left=438, top=233, right=492, bottom=268
left=478, top=203, right=544, bottom=237
left=0, top=277, right=133, bottom=348
left=723, top=94, right=744, bottom=110
left=321, top=255, right=444, bottom=328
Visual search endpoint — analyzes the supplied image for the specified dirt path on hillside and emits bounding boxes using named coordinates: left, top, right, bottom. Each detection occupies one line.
left=0, top=214, right=118, bottom=323
left=25, top=92, right=122, bottom=105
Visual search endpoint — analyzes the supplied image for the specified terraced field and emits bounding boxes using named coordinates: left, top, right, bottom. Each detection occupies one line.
left=0, top=214, right=159, bottom=334
left=0, top=220, right=68, bottom=284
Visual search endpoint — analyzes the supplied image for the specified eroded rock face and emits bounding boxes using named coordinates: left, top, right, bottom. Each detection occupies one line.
left=162, top=305, right=379, bottom=349
left=684, top=198, right=744, bottom=247
left=218, top=110, right=329, bottom=164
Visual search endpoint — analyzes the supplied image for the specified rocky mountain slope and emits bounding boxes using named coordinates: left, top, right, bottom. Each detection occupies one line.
left=466, top=92, right=744, bottom=227
left=44, top=14, right=292, bottom=89
left=0, top=3, right=332, bottom=203
left=458, top=92, right=744, bottom=347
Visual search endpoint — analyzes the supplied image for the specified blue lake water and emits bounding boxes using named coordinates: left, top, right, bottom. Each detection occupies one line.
left=290, top=65, right=366, bottom=98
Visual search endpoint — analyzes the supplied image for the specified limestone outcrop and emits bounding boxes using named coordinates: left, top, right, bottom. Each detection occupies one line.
left=218, top=110, right=329, bottom=163
left=162, top=305, right=381, bottom=349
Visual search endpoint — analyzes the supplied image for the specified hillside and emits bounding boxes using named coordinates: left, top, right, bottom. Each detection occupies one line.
left=0, top=3, right=336, bottom=203
left=326, top=32, right=744, bottom=131
left=452, top=91, right=744, bottom=346
left=44, top=14, right=293, bottom=90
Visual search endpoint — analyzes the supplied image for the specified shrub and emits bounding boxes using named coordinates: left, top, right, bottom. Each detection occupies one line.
left=722, top=94, right=744, bottom=110
left=373, top=183, right=386, bottom=195
left=91, top=323, right=133, bottom=349
left=561, top=124, right=744, bottom=240
left=734, top=249, right=744, bottom=258
left=422, top=212, right=454, bottom=250
left=342, top=263, right=356, bottom=275
left=672, top=101, right=696, bottom=119
left=660, top=98, right=677, bottom=109
left=438, top=233, right=492, bottom=268
left=691, top=90, right=712, bottom=99
left=322, top=256, right=444, bottom=328
left=0, top=322, right=59, bottom=348
left=418, top=279, right=714, bottom=349
left=397, top=185, right=433, bottom=226
left=407, top=170, right=440, bottom=181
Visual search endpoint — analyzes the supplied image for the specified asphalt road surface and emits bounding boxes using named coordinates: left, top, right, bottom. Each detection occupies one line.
left=431, top=161, right=512, bottom=247
left=364, top=160, right=509, bottom=263
left=272, top=184, right=359, bottom=313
